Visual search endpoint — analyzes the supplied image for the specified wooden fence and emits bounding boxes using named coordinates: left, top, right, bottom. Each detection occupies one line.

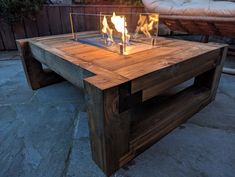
left=0, top=5, right=144, bottom=51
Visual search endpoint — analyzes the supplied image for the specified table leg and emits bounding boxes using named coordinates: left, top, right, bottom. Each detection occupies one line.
left=84, top=82, right=131, bottom=176
left=84, top=47, right=228, bottom=177
left=17, top=40, right=64, bottom=90
left=194, top=47, right=228, bottom=99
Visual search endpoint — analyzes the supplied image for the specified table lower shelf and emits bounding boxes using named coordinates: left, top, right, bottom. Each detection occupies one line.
left=120, top=85, right=211, bottom=166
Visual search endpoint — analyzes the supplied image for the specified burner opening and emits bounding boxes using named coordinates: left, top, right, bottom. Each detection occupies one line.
left=70, top=12, right=160, bottom=55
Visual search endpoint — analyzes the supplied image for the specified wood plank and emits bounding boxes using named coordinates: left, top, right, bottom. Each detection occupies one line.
left=124, top=41, right=216, bottom=73
left=0, top=21, right=16, bottom=50
left=84, top=82, right=130, bottom=176
left=72, top=47, right=118, bottom=61
left=93, top=45, right=179, bottom=71
left=17, top=39, right=64, bottom=89
left=83, top=39, right=182, bottom=71
left=29, top=41, right=89, bottom=88
left=61, top=44, right=101, bottom=55
left=36, top=6, right=51, bottom=36
left=12, top=21, right=26, bottom=40
left=131, top=49, right=219, bottom=97
left=29, top=39, right=128, bottom=90
left=0, top=31, right=5, bottom=50
left=47, top=6, right=63, bottom=35
left=72, top=6, right=85, bottom=32
left=31, top=33, right=72, bottom=42
left=120, top=86, right=212, bottom=166
left=130, top=86, right=211, bottom=154
left=84, top=6, right=99, bottom=31
left=142, top=59, right=216, bottom=101
left=95, top=5, right=111, bottom=14
left=210, top=47, right=228, bottom=98
left=60, top=6, right=72, bottom=34
left=114, top=45, right=218, bottom=80
left=39, top=37, right=77, bottom=47
left=27, top=33, right=225, bottom=90
left=24, top=18, right=39, bottom=38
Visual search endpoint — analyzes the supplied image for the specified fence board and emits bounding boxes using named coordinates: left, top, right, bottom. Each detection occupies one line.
left=12, top=22, right=26, bottom=40
left=0, top=21, right=16, bottom=50
left=72, top=6, right=85, bottom=32
left=24, top=18, right=39, bottom=38
left=131, top=7, right=144, bottom=32
left=36, top=6, right=51, bottom=36
left=0, top=5, right=144, bottom=50
left=84, top=6, right=99, bottom=31
left=47, top=6, right=63, bottom=35
left=0, top=32, right=4, bottom=50
left=60, top=6, right=72, bottom=33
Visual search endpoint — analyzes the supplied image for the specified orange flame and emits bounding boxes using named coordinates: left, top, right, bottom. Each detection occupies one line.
left=111, top=12, right=130, bottom=44
left=102, top=15, right=113, bottom=43
left=136, top=14, right=159, bottom=38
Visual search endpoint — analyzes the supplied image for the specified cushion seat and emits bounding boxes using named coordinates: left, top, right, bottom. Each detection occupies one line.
left=142, top=0, right=235, bottom=17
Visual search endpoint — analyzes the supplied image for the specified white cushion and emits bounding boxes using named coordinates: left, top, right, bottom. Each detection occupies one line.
left=142, top=0, right=235, bottom=17
left=209, top=1, right=235, bottom=16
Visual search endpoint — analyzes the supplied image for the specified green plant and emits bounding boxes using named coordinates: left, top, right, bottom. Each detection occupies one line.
left=0, top=0, right=47, bottom=22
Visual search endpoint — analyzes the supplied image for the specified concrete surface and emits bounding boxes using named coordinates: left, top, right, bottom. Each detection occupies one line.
left=0, top=53, right=235, bottom=177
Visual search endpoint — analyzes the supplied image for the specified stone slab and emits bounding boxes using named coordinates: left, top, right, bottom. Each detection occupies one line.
left=0, top=55, right=235, bottom=177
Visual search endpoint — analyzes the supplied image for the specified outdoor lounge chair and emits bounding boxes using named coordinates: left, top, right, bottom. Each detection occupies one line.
left=142, top=0, right=235, bottom=74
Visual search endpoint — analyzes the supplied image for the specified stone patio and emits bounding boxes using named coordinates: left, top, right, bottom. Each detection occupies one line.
left=0, top=52, right=235, bottom=177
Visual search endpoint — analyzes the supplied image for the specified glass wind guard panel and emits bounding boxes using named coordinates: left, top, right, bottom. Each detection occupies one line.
left=70, top=12, right=160, bottom=55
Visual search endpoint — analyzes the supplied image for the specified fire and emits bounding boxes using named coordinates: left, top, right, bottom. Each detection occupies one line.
left=135, top=14, right=159, bottom=38
left=101, top=12, right=158, bottom=50
left=102, top=15, right=113, bottom=43
left=102, top=12, right=130, bottom=44
left=111, top=12, right=130, bottom=44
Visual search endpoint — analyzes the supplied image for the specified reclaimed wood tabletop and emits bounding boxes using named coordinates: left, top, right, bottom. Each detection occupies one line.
left=17, top=32, right=227, bottom=176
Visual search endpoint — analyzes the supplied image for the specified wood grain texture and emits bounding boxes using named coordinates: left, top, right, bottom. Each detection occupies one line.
left=210, top=47, right=228, bottom=98
left=36, top=6, right=51, bottom=36
left=119, top=86, right=212, bottom=166
left=0, top=5, right=144, bottom=50
left=47, top=6, right=63, bottom=35
left=17, top=39, right=64, bottom=90
left=141, top=50, right=219, bottom=101
left=24, top=18, right=39, bottom=38
left=84, top=6, right=99, bottom=31
left=12, top=22, right=26, bottom=40
left=60, top=6, right=72, bottom=34
left=0, top=21, right=16, bottom=50
left=19, top=32, right=227, bottom=176
left=72, top=6, right=86, bottom=32
left=0, top=32, right=4, bottom=50
left=25, top=33, right=225, bottom=91
left=84, top=82, right=130, bottom=176
left=131, top=49, right=220, bottom=93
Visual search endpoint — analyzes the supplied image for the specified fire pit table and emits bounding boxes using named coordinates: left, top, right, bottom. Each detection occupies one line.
left=17, top=32, right=227, bottom=176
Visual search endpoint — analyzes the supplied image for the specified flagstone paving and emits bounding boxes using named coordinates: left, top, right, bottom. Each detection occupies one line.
left=0, top=54, right=234, bottom=177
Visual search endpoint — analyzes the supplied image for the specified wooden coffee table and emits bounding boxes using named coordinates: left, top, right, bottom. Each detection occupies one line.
left=17, top=32, right=227, bottom=176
